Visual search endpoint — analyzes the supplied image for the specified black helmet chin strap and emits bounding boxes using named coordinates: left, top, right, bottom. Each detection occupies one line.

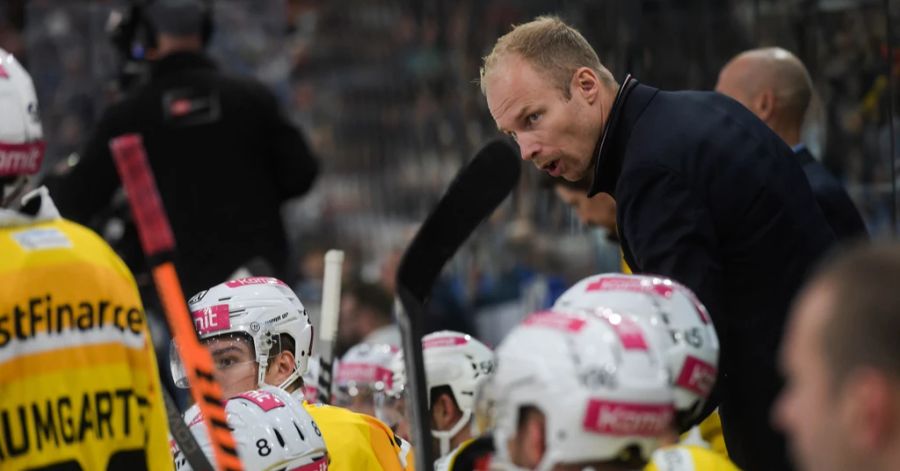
left=1, top=175, right=29, bottom=209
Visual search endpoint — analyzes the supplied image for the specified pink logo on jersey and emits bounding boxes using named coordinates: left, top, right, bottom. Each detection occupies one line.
left=585, top=276, right=674, bottom=298
left=423, top=335, right=469, bottom=349
left=599, top=314, right=648, bottom=351
left=225, top=277, right=287, bottom=288
left=289, top=456, right=329, bottom=471
left=191, top=304, right=230, bottom=335
left=187, top=412, right=205, bottom=428
left=523, top=311, right=587, bottom=332
left=235, top=390, right=286, bottom=412
left=675, top=356, right=717, bottom=397
left=336, top=363, right=393, bottom=389
left=583, top=399, right=674, bottom=437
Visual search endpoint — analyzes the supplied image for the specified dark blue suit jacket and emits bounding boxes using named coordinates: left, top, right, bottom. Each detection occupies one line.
left=589, top=78, right=837, bottom=471
left=795, top=146, right=868, bottom=242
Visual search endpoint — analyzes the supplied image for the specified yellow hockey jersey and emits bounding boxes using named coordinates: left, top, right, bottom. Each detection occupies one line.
left=0, top=189, right=172, bottom=471
left=645, top=444, right=740, bottom=471
left=303, top=401, right=414, bottom=471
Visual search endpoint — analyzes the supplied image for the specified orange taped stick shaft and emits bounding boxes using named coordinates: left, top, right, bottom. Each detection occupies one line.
left=109, top=133, right=243, bottom=471
left=153, top=263, right=244, bottom=471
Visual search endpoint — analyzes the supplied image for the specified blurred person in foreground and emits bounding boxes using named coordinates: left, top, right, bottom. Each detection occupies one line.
left=716, top=47, right=868, bottom=242
left=775, top=243, right=900, bottom=471
left=480, top=16, right=837, bottom=470
left=46, top=0, right=318, bottom=297
left=475, top=307, right=726, bottom=470
left=0, top=47, right=170, bottom=470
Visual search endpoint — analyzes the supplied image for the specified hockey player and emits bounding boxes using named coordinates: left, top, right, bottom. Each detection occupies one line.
left=172, top=276, right=413, bottom=470
left=172, top=386, right=329, bottom=471
left=0, top=48, right=172, bottom=470
left=334, top=342, right=411, bottom=441
left=485, top=308, right=678, bottom=470
left=553, top=273, right=738, bottom=469
left=421, top=330, right=495, bottom=470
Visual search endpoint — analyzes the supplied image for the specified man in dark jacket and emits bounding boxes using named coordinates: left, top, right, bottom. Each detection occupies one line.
left=480, top=16, right=837, bottom=471
left=717, top=47, right=868, bottom=242
left=48, top=0, right=318, bottom=296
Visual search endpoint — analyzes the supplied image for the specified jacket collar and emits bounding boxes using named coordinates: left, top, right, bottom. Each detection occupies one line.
left=587, top=75, right=656, bottom=197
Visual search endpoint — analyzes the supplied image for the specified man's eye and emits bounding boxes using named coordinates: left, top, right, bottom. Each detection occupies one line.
left=527, top=113, right=540, bottom=124
left=215, top=357, right=237, bottom=369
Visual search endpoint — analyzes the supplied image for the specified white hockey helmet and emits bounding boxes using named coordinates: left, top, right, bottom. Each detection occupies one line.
left=334, top=343, right=406, bottom=428
left=171, top=277, right=314, bottom=391
left=0, top=48, right=44, bottom=202
left=173, top=386, right=328, bottom=471
left=554, top=273, right=719, bottom=424
left=490, top=309, right=675, bottom=470
left=423, top=330, right=494, bottom=457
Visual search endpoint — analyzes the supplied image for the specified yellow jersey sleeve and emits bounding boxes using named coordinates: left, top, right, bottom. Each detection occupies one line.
left=0, top=218, right=172, bottom=471
left=303, top=402, right=413, bottom=471
left=645, top=445, right=741, bottom=471
left=696, top=410, right=728, bottom=458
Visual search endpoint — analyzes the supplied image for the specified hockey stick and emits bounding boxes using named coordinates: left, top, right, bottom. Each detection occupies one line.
left=110, top=134, right=242, bottom=471
left=394, top=139, right=520, bottom=469
left=163, top=388, right=213, bottom=471
left=317, top=249, right=344, bottom=404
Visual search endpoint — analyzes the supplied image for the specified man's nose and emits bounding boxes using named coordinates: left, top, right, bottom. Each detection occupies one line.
left=518, top=136, right=540, bottom=161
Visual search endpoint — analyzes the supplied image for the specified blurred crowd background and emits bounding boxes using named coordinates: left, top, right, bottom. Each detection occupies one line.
left=1, top=0, right=897, bottom=347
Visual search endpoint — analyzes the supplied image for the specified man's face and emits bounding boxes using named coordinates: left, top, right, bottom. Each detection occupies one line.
left=204, top=335, right=259, bottom=398
left=554, top=185, right=617, bottom=231
left=484, top=55, right=604, bottom=181
left=774, top=282, right=855, bottom=471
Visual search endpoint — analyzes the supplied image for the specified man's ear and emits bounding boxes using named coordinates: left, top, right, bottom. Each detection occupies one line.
left=754, top=88, right=776, bottom=122
left=842, top=369, right=897, bottom=453
left=432, top=393, right=463, bottom=430
left=523, top=409, right=547, bottom=466
left=267, top=350, right=296, bottom=385
left=572, top=67, right=600, bottom=104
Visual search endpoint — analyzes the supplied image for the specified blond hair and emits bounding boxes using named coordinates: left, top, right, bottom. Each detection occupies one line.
left=480, top=16, right=614, bottom=98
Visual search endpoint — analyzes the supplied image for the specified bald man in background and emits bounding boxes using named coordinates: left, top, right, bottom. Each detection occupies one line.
left=717, top=47, right=868, bottom=242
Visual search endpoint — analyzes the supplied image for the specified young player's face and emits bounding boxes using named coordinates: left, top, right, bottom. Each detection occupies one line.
left=554, top=185, right=617, bottom=231
left=774, top=283, right=856, bottom=471
left=484, top=54, right=604, bottom=182
left=204, top=335, right=259, bottom=398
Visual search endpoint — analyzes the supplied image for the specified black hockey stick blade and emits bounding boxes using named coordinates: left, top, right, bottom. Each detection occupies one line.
left=397, top=139, right=521, bottom=303
left=395, top=138, right=520, bottom=470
